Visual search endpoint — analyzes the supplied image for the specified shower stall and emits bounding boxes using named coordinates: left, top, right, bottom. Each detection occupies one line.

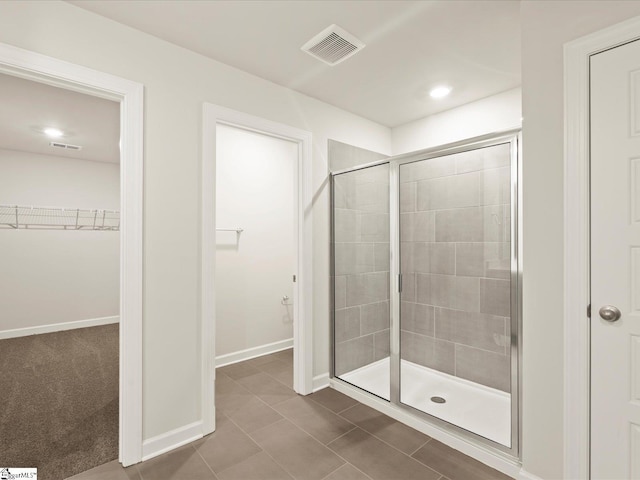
left=330, top=130, right=521, bottom=456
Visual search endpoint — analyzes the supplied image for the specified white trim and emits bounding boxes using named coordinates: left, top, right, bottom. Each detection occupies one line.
left=201, top=103, right=314, bottom=436
left=330, top=380, right=521, bottom=478
left=141, top=421, right=203, bottom=462
left=0, top=42, right=144, bottom=467
left=215, top=340, right=293, bottom=367
left=0, top=315, right=119, bottom=340
left=564, top=15, right=640, bottom=480
left=312, top=373, right=330, bottom=392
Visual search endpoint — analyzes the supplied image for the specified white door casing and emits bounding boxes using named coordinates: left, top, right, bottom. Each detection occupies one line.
left=590, top=38, right=640, bottom=479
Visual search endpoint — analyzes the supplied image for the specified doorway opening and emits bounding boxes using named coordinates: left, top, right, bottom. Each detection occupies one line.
left=215, top=124, right=298, bottom=379
left=201, top=104, right=313, bottom=434
left=0, top=72, right=120, bottom=479
left=0, top=42, right=144, bottom=470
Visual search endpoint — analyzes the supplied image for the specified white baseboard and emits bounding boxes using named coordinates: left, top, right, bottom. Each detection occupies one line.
left=0, top=315, right=119, bottom=340
left=518, top=469, right=544, bottom=480
left=215, top=338, right=293, bottom=367
left=312, top=373, right=330, bottom=392
left=142, top=421, right=204, bottom=462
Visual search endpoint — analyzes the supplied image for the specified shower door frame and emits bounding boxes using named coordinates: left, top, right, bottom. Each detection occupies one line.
left=330, top=128, right=522, bottom=462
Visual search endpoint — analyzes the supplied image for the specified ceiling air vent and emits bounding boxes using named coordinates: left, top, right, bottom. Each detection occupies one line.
left=50, top=141, right=82, bottom=151
left=301, top=24, right=365, bottom=66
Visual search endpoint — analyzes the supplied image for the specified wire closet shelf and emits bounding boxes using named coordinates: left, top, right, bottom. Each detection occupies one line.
left=0, top=205, right=120, bottom=231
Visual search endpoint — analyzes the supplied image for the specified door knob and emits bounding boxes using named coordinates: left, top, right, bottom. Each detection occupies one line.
left=599, top=305, right=621, bottom=322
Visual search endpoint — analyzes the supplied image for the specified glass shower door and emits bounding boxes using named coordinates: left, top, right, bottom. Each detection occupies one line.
left=332, top=163, right=391, bottom=400
left=397, top=142, right=514, bottom=448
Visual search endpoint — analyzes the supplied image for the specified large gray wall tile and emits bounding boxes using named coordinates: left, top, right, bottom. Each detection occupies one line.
left=424, top=274, right=480, bottom=312
left=435, top=206, right=504, bottom=242
left=346, top=272, right=389, bottom=307
left=455, top=143, right=510, bottom=174
left=401, top=273, right=416, bottom=302
left=373, top=329, right=390, bottom=362
left=480, top=278, right=510, bottom=317
left=400, top=181, right=416, bottom=213
left=334, top=243, right=376, bottom=275
left=400, top=156, right=456, bottom=183
left=416, top=172, right=480, bottom=211
left=434, top=307, right=507, bottom=354
left=401, top=212, right=435, bottom=242
left=356, top=182, right=389, bottom=214
left=401, top=331, right=455, bottom=375
left=359, top=213, right=389, bottom=242
left=361, top=301, right=389, bottom=335
left=481, top=166, right=511, bottom=206
left=455, top=344, right=511, bottom=392
left=454, top=149, right=484, bottom=174
left=335, top=209, right=357, bottom=243
left=335, top=336, right=374, bottom=376
left=402, top=243, right=456, bottom=275
left=455, top=242, right=510, bottom=279
left=335, top=307, right=360, bottom=343
left=401, top=302, right=434, bottom=336
left=334, top=276, right=346, bottom=309
left=415, top=274, right=431, bottom=305
left=374, top=243, right=389, bottom=272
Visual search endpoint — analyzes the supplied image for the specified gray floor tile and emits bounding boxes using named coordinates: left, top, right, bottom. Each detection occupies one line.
left=217, top=452, right=293, bottom=480
left=258, top=359, right=294, bottom=388
left=274, top=396, right=356, bottom=444
left=251, top=419, right=345, bottom=480
left=327, top=428, right=440, bottom=480
left=339, top=403, right=430, bottom=454
left=236, top=372, right=298, bottom=406
left=270, top=348, right=293, bottom=364
left=226, top=395, right=284, bottom=433
left=136, top=445, right=216, bottom=480
left=195, top=414, right=262, bottom=473
left=215, top=374, right=256, bottom=415
left=322, top=464, right=372, bottom=480
left=308, top=388, right=358, bottom=414
left=243, top=353, right=285, bottom=368
left=65, top=460, right=140, bottom=480
left=411, top=440, right=513, bottom=480
left=218, top=362, right=261, bottom=380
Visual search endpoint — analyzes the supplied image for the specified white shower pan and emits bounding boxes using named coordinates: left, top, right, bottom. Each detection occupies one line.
left=339, top=357, right=511, bottom=447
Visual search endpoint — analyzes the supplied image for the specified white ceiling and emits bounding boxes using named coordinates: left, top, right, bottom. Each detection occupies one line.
left=0, top=73, right=120, bottom=163
left=69, top=0, right=521, bottom=128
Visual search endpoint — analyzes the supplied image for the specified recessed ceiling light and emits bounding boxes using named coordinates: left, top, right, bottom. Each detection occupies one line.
left=44, top=128, right=64, bottom=138
left=429, top=86, right=452, bottom=99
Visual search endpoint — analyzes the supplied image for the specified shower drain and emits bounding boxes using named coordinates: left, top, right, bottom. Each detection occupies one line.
left=430, top=396, right=446, bottom=404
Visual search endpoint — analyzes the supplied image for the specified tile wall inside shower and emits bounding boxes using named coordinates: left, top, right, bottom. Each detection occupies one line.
left=399, top=143, right=512, bottom=392
left=333, top=163, right=390, bottom=377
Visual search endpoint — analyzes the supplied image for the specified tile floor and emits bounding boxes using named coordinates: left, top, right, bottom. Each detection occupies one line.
left=68, top=349, right=512, bottom=480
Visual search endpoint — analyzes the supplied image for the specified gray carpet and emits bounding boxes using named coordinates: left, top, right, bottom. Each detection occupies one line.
left=0, top=323, right=119, bottom=480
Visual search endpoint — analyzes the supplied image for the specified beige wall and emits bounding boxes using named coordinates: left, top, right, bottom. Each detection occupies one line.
left=521, top=2, right=640, bottom=478
left=0, top=148, right=119, bottom=332
left=392, top=88, right=522, bottom=155
left=0, top=0, right=391, bottom=440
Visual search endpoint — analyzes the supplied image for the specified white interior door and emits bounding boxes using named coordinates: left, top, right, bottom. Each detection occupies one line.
left=591, top=38, right=640, bottom=479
